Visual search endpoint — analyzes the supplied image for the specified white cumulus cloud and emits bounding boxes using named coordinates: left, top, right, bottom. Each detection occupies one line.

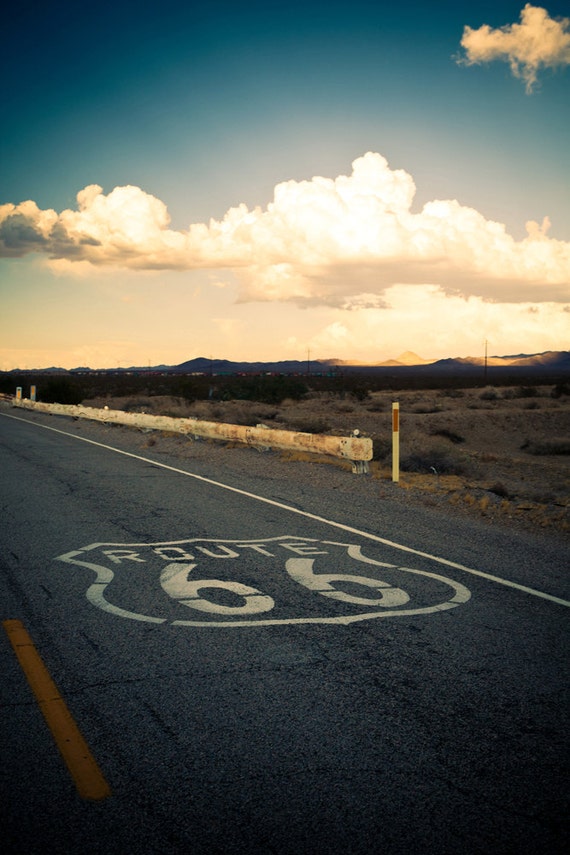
left=0, top=152, right=569, bottom=305
left=457, top=4, right=570, bottom=93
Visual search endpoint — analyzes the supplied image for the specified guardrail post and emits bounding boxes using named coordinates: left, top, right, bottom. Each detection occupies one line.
left=392, top=402, right=399, bottom=483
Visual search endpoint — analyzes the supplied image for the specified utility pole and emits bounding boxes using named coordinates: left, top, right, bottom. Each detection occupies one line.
left=484, top=339, right=488, bottom=385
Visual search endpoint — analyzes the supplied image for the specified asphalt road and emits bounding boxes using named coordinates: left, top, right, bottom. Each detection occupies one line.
left=1, top=407, right=568, bottom=855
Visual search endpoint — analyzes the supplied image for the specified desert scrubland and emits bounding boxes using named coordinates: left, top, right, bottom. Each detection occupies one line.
left=81, top=383, right=570, bottom=534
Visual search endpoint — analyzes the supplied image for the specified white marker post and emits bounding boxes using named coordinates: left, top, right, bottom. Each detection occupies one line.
left=16, top=387, right=22, bottom=400
left=30, top=385, right=36, bottom=402
left=392, top=402, right=400, bottom=483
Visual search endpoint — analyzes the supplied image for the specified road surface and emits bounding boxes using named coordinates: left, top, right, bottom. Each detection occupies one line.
left=1, top=407, right=568, bottom=854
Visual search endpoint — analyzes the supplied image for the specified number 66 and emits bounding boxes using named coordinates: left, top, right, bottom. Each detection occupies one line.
left=285, top=557, right=410, bottom=607
left=160, top=563, right=275, bottom=615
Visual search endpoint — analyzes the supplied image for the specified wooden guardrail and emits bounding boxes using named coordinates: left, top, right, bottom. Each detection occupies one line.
left=11, top=399, right=373, bottom=473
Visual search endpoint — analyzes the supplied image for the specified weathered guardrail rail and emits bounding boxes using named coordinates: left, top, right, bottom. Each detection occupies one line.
left=11, top=398, right=373, bottom=474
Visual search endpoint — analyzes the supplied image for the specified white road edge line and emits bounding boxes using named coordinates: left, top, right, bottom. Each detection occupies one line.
left=2, top=410, right=569, bottom=608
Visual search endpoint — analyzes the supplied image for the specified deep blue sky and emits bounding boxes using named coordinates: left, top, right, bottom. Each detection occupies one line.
left=3, top=1, right=568, bottom=231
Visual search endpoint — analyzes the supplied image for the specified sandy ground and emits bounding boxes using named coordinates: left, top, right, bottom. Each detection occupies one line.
left=81, top=385, right=570, bottom=535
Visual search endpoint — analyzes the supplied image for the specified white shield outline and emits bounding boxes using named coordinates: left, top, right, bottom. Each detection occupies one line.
left=55, top=535, right=471, bottom=626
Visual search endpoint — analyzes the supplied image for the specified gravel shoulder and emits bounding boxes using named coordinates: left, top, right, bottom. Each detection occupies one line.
left=3, top=387, right=569, bottom=539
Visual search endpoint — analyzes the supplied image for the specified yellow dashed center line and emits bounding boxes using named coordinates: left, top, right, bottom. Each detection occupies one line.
left=3, top=619, right=111, bottom=801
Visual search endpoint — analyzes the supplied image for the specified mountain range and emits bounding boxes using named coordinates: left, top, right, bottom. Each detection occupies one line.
left=4, top=351, right=569, bottom=376
left=163, top=350, right=570, bottom=375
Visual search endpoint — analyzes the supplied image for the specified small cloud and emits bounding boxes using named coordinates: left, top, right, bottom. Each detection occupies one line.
left=338, top=292, right=390, bottom=311
left=213, top=317, right=243, bottom=336
left=525, top=215, right=552, bottom=239
left=312, top=321, right=351, bottom=350
left=457, top=4, right=570, bottom=93
left=208, top=274, right=229, bottom=289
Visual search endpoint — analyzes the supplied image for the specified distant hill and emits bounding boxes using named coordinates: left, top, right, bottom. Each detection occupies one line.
left=379, top=351, right=433, bottom=367
left=169, top=351, right=569, bottom=376
left=335, top=351, right=432, bottom=367
left=426, top=351, right=570, bottom=373
left=4, top=351, right=569, bottom=376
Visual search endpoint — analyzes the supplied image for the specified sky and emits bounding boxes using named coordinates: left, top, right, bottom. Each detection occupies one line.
left=1, top=0, right=569, bottom=370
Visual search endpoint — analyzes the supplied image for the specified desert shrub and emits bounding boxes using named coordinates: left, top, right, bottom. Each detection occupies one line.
left=215, top=404, right=277, bottom=427
left=0, top=376, right=12, bottom=395
left=551, top=382, right=570, bottom=398
left=122, top=397, right=154, bottom=412
left=188, top=401, right=227, bottom=421
left=516, top=386, right=538, bottom=398
left=430, top=428, right=465, bottom=444
left=524, top=401, right=540, bottom=410
left=439, top=389, right=465, bottom=398
left=412, top=404, right=442, bottom=414
left=349, top=385, right=370, bottom=402
left=218, top=376, right=308, bottom=404
left=226, top=407, right=260, bottom=426
left=479, top=388, right=498, bottom=401
left=366, top=401, right=387, bottom=412
left=175, top=378, right=200, bottom=402
left=39, top=378, right=84, bottom=405
left=400, top=447, right=467, bottom=475
left=479, top=451, right=499, bottom=462
left=371, top=437, right=391, bottom=461
left=285, top=417, right=331, bottom=434
left=251, top=406, right=279, bottom=422
left=488, top=482, right=512, bottom=498
left=521, top=439, right=570, bottom=456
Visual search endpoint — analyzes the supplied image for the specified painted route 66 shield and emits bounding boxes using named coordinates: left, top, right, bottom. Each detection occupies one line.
left=56, top=535, right=470, bottom=626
